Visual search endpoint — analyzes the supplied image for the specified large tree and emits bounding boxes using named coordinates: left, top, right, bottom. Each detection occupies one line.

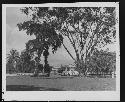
left=17, top=8, right=63, bottom=76
left=17, top=7, right=116, bottom=74
left=51, top=7, right=116, bottom=73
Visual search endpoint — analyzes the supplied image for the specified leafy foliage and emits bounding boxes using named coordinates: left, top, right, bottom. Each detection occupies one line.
left=6, top=49, right=36, bottom=73
left=86, top=50, right=116, bottom=75
left=17, top=7, right=64, bottom=75
left=6, top=49, right=20, bottom=73
left=18, top=49, right=35, bottom=73
left=17, top=7, right=117, bottom=74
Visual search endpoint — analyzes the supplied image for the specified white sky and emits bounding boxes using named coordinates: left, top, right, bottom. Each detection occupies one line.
left=6, top=7, right=116, bottom=66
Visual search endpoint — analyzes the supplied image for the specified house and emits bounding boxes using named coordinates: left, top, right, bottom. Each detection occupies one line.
left=51, top=66, right=60, bottom=74
left=66, top=64, right=76, bottom=71
left=68, top=64, right=75, bottom=68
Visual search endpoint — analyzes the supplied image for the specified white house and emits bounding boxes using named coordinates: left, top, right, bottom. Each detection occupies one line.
left=51, top=66, right=60, bottom=74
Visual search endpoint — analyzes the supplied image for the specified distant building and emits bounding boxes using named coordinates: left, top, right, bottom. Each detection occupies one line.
left=52, top=67, right=60, bottom=71
left=68, top=64, right=75, bottom=68
left=51, top=64, right=76, bottom=73
left=65, top=64, right=76, bottom=71
left=51, top=66, right=60, bottom=74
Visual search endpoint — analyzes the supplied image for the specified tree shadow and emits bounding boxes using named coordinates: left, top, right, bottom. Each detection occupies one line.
left=6, top=85, right=65, bottom=91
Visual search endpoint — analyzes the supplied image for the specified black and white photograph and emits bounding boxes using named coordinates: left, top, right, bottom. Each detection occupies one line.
left=2, top=2, right=120, bottom=101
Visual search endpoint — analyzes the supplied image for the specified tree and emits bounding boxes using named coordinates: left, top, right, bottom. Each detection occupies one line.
left=86, top=50, right=116, bottom=77
left=54, top=7, right=116, bottom=74
left=19, top=49, right=34, bottom=73
left=17, top=7, right=116, bottom=74
left=17, top=8, right=63, bottom=76
left=6, top=49, right=20, bottom=73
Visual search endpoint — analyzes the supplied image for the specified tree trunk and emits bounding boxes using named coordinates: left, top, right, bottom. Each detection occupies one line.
left=34, top=56, right=40, bottom=77
left=44, top=55, right=48, bottom=65
left=43, top=49, right=50, bottom=77
left=75, top=55, right=88, bottom=76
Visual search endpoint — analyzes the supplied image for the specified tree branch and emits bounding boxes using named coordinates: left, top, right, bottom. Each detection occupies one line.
left=62, top=43, right=76, bottom=61
left=87, top=22, right=103, bottom=56
left=65, top=23, right=79, bottom=59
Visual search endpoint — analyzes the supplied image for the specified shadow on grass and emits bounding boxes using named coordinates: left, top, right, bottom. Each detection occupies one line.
left=6, top=85, right=65, bottom=91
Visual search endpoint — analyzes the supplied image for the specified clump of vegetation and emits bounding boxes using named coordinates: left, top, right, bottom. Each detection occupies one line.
left=80, top=49, right=116, bottom=77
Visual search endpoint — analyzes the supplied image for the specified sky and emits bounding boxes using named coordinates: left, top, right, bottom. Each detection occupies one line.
left=6, top=7, right=116, bottom=66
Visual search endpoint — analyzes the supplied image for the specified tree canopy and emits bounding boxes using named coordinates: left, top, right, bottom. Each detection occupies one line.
left=17, top=7, right=116, bottom=73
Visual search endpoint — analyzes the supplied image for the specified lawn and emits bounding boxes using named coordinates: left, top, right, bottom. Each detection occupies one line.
left=6, top=75, right=116, bottom=91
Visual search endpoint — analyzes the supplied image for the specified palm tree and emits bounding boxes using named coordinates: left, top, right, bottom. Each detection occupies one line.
left=6, top=49, right=20, bottom=73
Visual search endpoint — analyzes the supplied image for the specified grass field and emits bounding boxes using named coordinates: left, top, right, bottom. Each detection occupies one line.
left=6, top=75, right=116, bottom=91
